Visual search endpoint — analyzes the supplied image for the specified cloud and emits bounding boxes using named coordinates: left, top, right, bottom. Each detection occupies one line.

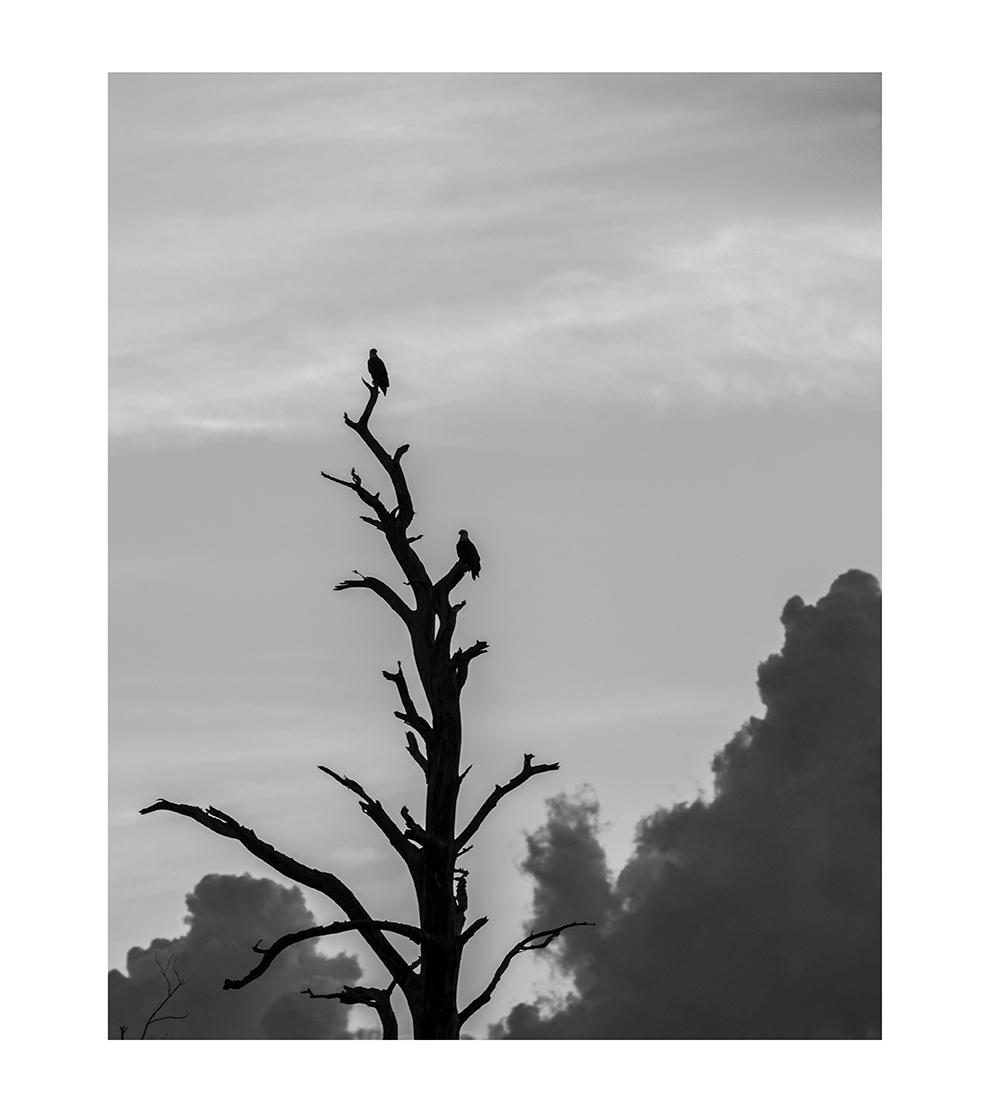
left=108, top=873, right=363, bottom=1039
left=493, top=570, right=881, bottom=1038
left=110, top=74, right=879, bottom=437
left=108, top=217, right=879, bottom=437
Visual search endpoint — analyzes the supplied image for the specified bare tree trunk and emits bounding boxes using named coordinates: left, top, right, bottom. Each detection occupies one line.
left=414, top=687, right=463, bottom=1038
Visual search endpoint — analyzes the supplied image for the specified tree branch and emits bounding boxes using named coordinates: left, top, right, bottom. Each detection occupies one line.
left=343, top=384, right=416, bottom=533
left=321, top=468, right=391, bottom=525
left=302, top=984, right=399, bottom=1040
left=333, top=572, right=412, bottom=624
left=433, top=558, right=469, bottom=603
left=139, top=798, right=415, bottom=990
left=223, top=919, right=425, bottom=991
left=435, top=598, right=467, bottom=659
left=139, top=953, right=189, bottom=1040
left=329, top=386, right=433, bottom=600
left=400, top=804, right=438, bottom=848
left=452, top=639, right=489, bottom=687
left=300, top=956, right=421, bottom=1041
left=382, top=662, right=433, bottom=743
left=317, top=765, right=421, bottom=875
left=405, top=731, right=429, bottom=777
left=456, top=753, right=560, bottom=850
left=459, top=916, right=488, bottom=948
left=459, top=922, right=595, bottom=1024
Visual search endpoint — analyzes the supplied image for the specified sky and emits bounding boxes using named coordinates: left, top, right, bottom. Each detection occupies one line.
left=109, top=73, right=880, bottom=1037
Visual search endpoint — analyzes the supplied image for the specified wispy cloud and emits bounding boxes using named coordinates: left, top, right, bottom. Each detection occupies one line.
left=110, top=74, right=879, bottom=437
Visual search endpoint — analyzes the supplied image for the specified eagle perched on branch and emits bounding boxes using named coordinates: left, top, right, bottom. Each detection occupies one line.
left=367, top=349, right=389, bottom=395
left=456, top=530, right=481, bottom=580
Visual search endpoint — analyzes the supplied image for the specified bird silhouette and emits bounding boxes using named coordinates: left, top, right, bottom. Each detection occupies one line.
left=456, top=530, right=481, bottom=580
left=367, top=349, right=389, bottom=395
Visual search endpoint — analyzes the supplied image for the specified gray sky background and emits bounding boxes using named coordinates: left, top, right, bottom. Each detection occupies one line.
left=109, top=73, right=879, bottom=1035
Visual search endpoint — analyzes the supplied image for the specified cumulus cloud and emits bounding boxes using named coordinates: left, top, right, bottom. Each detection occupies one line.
left=109, top=873, right=362, bottom=1039
left=494, top=570, right=881, bottom=1039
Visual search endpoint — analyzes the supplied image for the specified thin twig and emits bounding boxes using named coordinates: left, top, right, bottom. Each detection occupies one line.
left=138, top=954, right=189, bottom=1040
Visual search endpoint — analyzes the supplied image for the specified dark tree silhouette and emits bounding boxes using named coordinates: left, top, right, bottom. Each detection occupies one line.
left=140, top=374, right=589, bottom=1039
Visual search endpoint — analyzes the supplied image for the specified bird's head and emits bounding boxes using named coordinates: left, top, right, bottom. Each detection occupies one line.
left=369, top=348, right=377, bottom=355
left=458, top=529, right=468, bottom=538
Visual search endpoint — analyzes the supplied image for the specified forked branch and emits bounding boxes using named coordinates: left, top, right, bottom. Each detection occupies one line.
left=320, top=468, right=391, bottom=525
left=456, top=753, right=560, bottom=850
left=433, top=558, right=470, bottom=603
left=139, top=953, right=189, bottom=1040
left=452, top=640, right=489, bottom=687
left=139, top=799, right=415, bottom=989
left=343, top=382, right=417, bottom=535
left=343, top=379, right=381, bottom=431
left=458, top=921, right=595, bottom=1024
left=330, top=382, right=432, bottom=603
left=382, top=662, right=433, bottom=743
left=435, top=599, right=467, bottom=658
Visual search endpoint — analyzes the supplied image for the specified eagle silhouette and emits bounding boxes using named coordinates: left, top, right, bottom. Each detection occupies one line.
left=367, top=349, right=389, bottom=395
left=456, top=530, right=481, bottom=580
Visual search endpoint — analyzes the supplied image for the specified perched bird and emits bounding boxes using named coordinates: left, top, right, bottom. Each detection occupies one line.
left=367, top=348, right=389, bottom=395
left=456, top=529, right=481, bottom=580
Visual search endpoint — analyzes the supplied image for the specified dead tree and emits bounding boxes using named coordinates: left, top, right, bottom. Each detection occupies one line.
left=141, top=376, right=590, bottom=1038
